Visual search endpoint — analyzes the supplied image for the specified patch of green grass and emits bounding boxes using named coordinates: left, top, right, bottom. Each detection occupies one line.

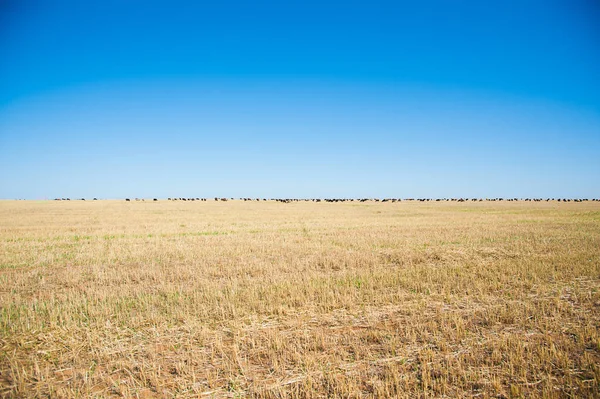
left=72, top=235, right=93, bottom=242
left=0, top=263, right=24, bottom=270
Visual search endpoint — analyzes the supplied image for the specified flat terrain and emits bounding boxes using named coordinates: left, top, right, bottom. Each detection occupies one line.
left=1, top=200, right=599, bottom=398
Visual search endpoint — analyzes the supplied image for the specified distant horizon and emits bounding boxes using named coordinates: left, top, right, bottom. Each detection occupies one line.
left=3, top=196, right=599, bottom=201
left=2, top=1, right=599, bottom=199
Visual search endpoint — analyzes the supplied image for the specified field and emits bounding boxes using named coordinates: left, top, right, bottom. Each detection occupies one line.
left=1, top=200, right=599, bottom=398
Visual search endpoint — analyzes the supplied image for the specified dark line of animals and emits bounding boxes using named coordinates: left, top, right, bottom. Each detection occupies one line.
left=50, top=197, right=599, bottom=202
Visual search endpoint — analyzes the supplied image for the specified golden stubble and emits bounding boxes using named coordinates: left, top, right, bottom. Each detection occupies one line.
left=0, top=200, right=599, bottom=398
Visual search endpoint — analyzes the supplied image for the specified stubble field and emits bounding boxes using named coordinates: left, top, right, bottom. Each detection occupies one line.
left=0, top=200, right=599, bottom=398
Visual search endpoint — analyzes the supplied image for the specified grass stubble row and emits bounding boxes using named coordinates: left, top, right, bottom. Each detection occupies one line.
left=0, top=200, right=599, bottom=398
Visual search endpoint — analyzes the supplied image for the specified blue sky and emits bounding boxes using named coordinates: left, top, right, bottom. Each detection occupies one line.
left=1, top=1, right=599, bottom=199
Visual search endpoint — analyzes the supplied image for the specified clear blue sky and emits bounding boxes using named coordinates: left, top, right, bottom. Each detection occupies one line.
left=1, top=1, right=599, bottom=199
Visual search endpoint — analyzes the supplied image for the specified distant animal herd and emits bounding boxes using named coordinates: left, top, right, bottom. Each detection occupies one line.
left=49, top=197, right=599, bottom=203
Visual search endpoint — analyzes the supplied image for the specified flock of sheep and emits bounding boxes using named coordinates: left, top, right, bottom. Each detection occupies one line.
left=50, top=197, right=597, bottom=202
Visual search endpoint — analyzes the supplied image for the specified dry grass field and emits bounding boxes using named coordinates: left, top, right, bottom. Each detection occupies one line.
left=0, top=200, right=599, bottom=398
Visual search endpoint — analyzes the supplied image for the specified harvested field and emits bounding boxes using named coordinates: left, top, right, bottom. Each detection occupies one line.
left=1, top=200, right=599, bottom=398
